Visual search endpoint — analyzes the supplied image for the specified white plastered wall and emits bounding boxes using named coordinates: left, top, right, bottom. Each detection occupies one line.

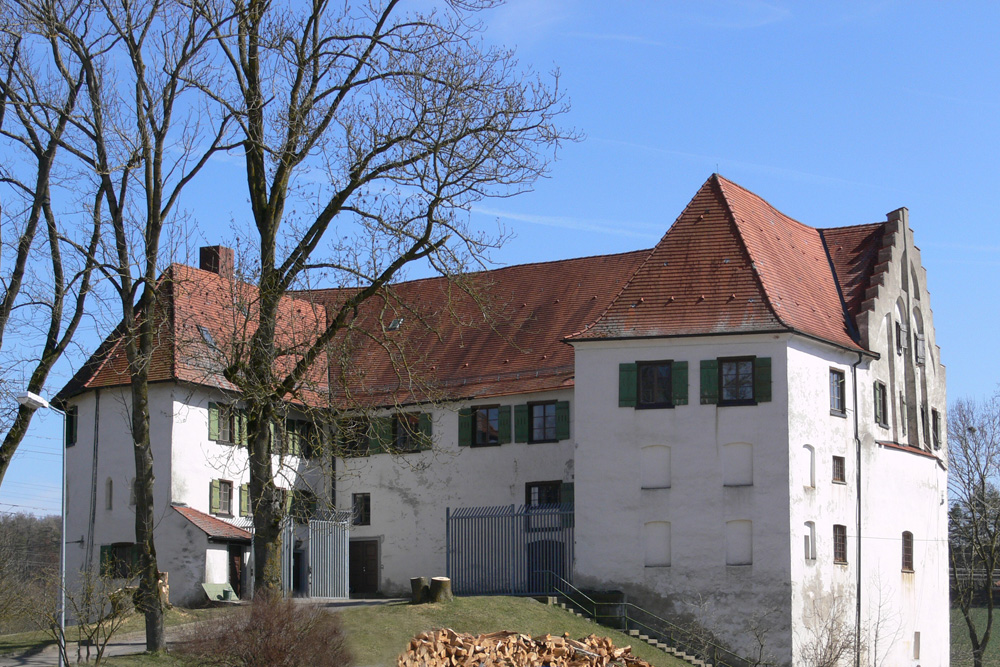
left=571, top=334, right=794, bottom=663
left=336, top=387, right=575, bottom=596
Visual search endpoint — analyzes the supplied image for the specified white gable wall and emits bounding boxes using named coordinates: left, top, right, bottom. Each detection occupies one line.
left=572, top=334, right=794, bottom=663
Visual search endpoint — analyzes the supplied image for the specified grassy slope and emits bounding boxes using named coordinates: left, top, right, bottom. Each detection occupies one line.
left=103, top=597, right=691, bottom=666
left=336, top=596, right=690, bottom=667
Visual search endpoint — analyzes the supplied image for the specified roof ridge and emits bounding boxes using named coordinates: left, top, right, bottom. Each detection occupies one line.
left=301, top=248, right=655, bottom=296
left=564, top=178, right=715, bottom=341
left=711, top=175, right=794, bottom=334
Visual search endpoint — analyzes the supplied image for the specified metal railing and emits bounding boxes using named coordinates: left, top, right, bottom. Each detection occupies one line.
left=543, top=571, right=747, bottom=667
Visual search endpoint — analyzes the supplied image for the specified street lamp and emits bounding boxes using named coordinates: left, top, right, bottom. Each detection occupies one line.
left=17, top=391, right=66, bottom=667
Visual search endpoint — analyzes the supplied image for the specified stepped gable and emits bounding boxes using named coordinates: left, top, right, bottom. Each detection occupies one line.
left=571, top=175, right=871, bottom=352
left=304, top=250, right=649, bottom=405
left=819, top=222, right=886, bottom=322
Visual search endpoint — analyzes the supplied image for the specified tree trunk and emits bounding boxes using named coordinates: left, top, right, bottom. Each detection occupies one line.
left=130, top=371, right=165, bottom=652
left=410, top=577, right=430, bottom=604
left=429, top=577, right=452, bottom=603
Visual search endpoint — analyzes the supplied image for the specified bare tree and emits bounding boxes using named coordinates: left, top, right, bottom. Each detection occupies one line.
left=199, top=0, right=573, bottom=592
left=949, top=393, right=1000, bottom=667
left=13, top=0, right=233, bottom=651
left=0, top=0, right=102, bottom=488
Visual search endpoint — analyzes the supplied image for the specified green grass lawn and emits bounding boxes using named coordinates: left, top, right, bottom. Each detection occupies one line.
left=952, top=606, right=1000, bottom=667
left=98, top=596, right=691, bottom=666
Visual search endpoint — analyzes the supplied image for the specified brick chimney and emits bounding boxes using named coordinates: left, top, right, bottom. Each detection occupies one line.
left=199, top=246, right=234, bottom=279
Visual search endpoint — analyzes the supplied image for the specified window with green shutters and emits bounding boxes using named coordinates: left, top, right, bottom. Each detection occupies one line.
left=394, top=412, right=433, bottom=452
left=239, top=483, right=250, bottom=517
left=459, top=405, right=510, bottom=447
left=619, top=362, right=688, bottom=408
left=337, top=418, right=371, bottom=456
left=100, top=543, right=140, bottom=579
left=208, top=403, right=239, bottom=444
left=700, top=357, right=771, bottom=405
left=210, top=479, right=233, bottom=516
left=514, top=401, right=571, bottom=442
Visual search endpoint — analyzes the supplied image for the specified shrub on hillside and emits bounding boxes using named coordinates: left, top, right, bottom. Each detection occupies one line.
left=178, top=592, right=351, bottom=667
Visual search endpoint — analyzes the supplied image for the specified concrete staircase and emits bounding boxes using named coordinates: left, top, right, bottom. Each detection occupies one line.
left=548, top=597, right=713, bottom=667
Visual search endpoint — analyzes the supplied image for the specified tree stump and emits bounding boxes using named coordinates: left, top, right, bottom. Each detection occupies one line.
left=410, top=576, right=431, bottom=604
left=429, top=576, right=453, bottom=603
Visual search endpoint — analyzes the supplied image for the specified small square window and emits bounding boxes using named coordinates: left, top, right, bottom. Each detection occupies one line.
left=720, top=357, right=755, bottom=405
left=832, top=456, right=846, bottom=484
left=829, top=369, right=845, bottom=415
left=637, top=361, right=672, bottom=408
left=529, top=403, right=558, bottom=442
left=833, top=524, right=848, bottom=563
left=473, top=406, right=500, bottom=447
left=352, top=493, right=371, bottom=526
left=874, top=381, right=888, bottom=428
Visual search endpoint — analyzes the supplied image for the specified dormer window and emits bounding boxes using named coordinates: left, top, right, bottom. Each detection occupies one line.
left=198, top=325, right=217, bottom=350
left=387, top=317, right=404, bottom=331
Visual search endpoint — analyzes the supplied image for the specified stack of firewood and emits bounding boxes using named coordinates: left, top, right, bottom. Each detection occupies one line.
left=397, top=628, right=653, bottom=667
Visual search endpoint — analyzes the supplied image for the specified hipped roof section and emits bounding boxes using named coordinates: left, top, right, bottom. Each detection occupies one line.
left=59, top=175, right=887, bottom=406
left=569, top=175, right=880, bottom=351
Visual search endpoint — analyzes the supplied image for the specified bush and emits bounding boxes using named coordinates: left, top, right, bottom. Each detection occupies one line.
left=178, top=592, right=352, bottom=667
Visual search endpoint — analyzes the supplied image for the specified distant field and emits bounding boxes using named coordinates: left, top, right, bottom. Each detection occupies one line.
left=952, top=607, right=1000, bottom=667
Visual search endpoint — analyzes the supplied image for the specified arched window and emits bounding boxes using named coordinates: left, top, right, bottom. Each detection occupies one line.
left=643, top=521, right=671, bottom=567
left=902, top=531, right=914, bottom=572
left=640, top=446, right=671, bottom=489
left=105, top=478, right=113, bottom=511
left=804, top=521, right=816, bottom=560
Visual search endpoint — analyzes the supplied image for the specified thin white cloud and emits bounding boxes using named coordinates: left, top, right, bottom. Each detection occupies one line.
left=596, top=137, right=893, bottom=193
left=561, top=31, right=678, bottom=49
left=472, top=205, right=661, bottom=241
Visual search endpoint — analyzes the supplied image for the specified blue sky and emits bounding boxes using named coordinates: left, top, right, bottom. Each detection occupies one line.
left=4, top=0, right=997, bottom=515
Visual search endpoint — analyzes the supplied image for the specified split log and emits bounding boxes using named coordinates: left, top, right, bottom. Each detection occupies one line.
left=410, top=576, right=431, bottom=604
left=428, top=576, right=453, bottom=603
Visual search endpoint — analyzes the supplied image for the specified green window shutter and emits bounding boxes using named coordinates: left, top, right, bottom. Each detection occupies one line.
left=370, top=417, right=392, bottom=454
left=208, top=403, right=219, bottom=440
left=514, top=404, right=529, bottom=443
left=672, top=361, right=688, bottom=406
left=100, top=545, right=112, bottom=576
left=286, top=420, right=300, bottom=457
left=237, top=410, right=247, bottom=447
left=418, top=413, right=432, bottom=450
left=754, top=357, right=772, bottom=403
left=498, top=405, right=512, bottom=444
left=619, top=363, right=637, bottom=407
left=457, top=408, right=472, bottom=447
left=240, top=484, right=249, bottom=516
left=210, top=480, right=221, bottom=514
left=284, top=490, right=293, bottom=514
left=700, top=360, right=718, bottom=404
left=555, top=401, right=570, bottom=440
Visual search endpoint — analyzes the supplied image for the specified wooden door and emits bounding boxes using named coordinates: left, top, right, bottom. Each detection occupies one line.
left=349, top=540, right=379, bottom=597
left=228, top=544, right=244, bottom=598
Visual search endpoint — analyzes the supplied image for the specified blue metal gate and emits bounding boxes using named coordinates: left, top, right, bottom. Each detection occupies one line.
left=446, top=503, right=574, bottom=596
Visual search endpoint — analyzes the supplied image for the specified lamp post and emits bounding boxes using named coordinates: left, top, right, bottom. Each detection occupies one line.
left=17, top=391, right=66, bottom=667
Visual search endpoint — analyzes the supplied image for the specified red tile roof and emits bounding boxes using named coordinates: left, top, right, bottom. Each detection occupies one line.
left=59, top=175, right=888, bottom=405
left=570, top=175, right=882, bottom=351
left=173, top=505, right=252, bottom=542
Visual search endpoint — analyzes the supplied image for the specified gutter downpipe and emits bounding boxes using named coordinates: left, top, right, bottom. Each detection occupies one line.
left=852, top=351, right=864, bottom=667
